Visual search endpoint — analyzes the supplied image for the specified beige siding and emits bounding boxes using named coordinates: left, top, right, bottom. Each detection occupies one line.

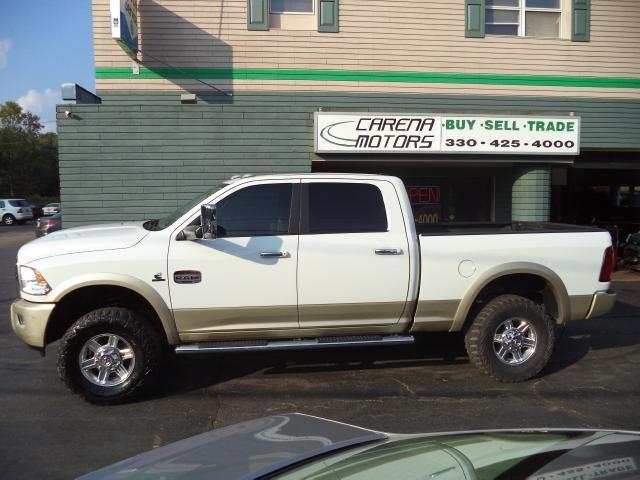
left=94, top=78, right=640, bottom=99
left=93, top=0, right=640, bottom=96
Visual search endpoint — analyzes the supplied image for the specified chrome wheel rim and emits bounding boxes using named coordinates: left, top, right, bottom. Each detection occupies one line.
left=493, top=318, right=537, bottom=365
left=79, top=334, right=135, bottom=387
left=4, top=216, right=14, bottom=225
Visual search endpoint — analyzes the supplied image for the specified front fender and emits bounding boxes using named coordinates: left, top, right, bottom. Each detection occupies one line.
left=46, top=273, right=180, bottom=345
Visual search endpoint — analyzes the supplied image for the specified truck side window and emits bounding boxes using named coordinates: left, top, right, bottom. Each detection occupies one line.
left=216, top=183, right=293, bottom=237
left=306, top=183, right=388, bottom=234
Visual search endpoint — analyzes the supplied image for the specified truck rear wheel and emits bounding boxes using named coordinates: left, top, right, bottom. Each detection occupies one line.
left=57, top=307, right=162, bottom=405
left=464, top=294, right=555, bottom=382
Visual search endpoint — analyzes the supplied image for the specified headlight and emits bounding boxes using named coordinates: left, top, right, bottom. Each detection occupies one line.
left=19, top=266, right=51, bottom=295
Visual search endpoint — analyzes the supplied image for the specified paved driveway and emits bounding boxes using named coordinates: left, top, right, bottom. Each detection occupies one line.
left=1, top=225, right=639, bottom=479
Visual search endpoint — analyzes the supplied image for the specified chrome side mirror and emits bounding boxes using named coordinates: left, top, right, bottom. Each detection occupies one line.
left=201, top=204, right=217, bottom=240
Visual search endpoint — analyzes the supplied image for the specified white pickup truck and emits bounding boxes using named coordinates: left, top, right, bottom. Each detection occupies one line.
left=11, top=174, right=616, bottom=404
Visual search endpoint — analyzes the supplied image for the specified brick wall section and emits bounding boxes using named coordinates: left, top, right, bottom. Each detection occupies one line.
left=512, top=167, right=551, bottom=221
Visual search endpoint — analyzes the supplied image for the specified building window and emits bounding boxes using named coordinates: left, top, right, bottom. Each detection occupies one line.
left=405, top=178, right=493, bottom=225
left=486, top=0, right=562, bottom=38
left=617, top=186, right=640, bottom=208
left=270, top=0, right=313, bottom=14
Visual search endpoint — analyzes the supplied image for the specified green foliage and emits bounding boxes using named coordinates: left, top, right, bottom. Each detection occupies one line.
left=0, top=101, right=59, bottom=202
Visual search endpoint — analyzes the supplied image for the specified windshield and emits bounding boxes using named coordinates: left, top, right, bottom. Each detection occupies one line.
left=144, top=184, right=225, bottom=231
left=274, top=431, right=631, bottom=480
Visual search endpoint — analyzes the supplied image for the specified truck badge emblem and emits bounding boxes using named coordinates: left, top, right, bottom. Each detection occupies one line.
left=174, top=271, right=202, bottom=284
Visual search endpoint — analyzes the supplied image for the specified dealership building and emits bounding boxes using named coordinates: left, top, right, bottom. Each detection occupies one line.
left=57, top=0, right=640, bottom=230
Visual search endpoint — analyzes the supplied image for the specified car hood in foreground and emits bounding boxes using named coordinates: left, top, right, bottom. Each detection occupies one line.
left=77, top=414, right=640, bottom=480
left=18, top=222, right=149, bottom=264
left=77, top=414, right=384, bottom=480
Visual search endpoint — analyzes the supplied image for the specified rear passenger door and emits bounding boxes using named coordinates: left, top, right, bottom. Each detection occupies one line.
left=297, top=179, right=411, bottom=328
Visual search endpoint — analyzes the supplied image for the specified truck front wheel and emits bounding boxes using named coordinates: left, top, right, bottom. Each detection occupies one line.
left=57, top=307, right=162, bottom=404
left=464, top=294, right=555, bottom=382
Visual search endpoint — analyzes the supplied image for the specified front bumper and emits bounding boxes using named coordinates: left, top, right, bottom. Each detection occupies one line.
left=585, top=291, right=617, bottom=320
left=10, top=299, right=55, bottom=348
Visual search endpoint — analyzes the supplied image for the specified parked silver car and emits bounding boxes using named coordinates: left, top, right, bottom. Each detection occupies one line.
left=0, top=199, right=32, bottom=225
left=42, top=202, right=61, bottom=216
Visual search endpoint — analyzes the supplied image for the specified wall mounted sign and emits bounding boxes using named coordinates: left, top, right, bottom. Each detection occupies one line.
left=110, top=0, right=139, bottom=56
left=314, top=112, right=580, bottom=155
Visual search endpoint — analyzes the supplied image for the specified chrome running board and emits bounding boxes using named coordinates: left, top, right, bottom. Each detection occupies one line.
left=175, top=334, right=414, bottom=354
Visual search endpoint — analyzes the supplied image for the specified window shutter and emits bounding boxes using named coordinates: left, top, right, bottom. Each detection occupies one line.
left=572, top=0, right=590, bottom=42
left=465, top=0, right=485, bottom=38
left=247, top=0, right=269, bottom=31
left=318, top=0, right=339, bottom=33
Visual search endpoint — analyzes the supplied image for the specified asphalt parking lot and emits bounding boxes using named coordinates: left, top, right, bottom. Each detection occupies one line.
left=1, top=224, right=640, bottom=479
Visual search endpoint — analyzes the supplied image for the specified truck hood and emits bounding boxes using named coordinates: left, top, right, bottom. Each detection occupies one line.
left=17, top=222, right=150, bottom=264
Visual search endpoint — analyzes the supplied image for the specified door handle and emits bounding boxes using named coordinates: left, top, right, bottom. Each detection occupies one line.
left=260, top=251, right=290, bottom=258
left=375, top=248, right=403, bottom=255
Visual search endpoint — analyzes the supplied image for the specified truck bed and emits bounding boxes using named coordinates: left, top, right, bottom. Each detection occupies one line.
left=414, top=223, right=612, bottom=327
left=417, top=222, right=602, bottom=236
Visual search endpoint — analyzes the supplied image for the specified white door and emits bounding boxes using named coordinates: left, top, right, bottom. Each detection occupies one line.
left=297, top=179, right=411, bottom=328
left=168, top=180, right=299, bottom=337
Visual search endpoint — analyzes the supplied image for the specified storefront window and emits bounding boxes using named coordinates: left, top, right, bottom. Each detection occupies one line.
left=404, top=177, right=492, bottom=225
left=617, top=186, right=640, bottom=208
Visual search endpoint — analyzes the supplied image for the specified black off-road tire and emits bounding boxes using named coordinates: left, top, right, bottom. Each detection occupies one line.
left=2, top=214, right=15, bottom=226
left=464, top=294, right=555, bottom=382
left=57, top=307, right=163, bottom=405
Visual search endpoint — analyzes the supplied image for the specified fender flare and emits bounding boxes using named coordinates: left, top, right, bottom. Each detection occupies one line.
left=49, top=273, right=180, bottom=345
left=450, top=262, right=570, bottom=331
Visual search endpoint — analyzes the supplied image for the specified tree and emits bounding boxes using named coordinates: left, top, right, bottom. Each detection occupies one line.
left=0, top=101, right=42, bottom=133
left=0, top=101, right=58, bottom=199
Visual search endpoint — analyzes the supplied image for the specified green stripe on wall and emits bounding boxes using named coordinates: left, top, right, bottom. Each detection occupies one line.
left=95, top=67, right=640, bottom=89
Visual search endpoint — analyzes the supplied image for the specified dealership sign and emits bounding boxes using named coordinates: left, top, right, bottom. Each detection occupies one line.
left=315, top=113, right=580, bottom=155
left=110, top=0, right=138, bottom=56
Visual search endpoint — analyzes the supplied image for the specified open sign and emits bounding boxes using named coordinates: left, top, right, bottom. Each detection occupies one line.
left=408, top=186, right=441, bottom=205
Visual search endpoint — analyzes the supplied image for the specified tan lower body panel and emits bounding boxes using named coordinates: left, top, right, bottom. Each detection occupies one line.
left=413, top=294, right=595, bottom=333
left=174, top=305, right=299, bottom=335
left=176, top=301, right=411, bottom=342
left=412, top=299, right=458, bottom=332
left=178, top=324, right=410, bottom=342
left=298, top=302, right=408, bottom=328
left=568, top=295, right=594, bottom=321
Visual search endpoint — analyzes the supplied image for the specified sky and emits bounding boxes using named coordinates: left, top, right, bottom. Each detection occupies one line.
left=0, top=0, right=95, bottom=132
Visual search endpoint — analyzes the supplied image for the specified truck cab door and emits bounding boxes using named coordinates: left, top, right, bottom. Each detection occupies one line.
left=168, top=180, right=300, bottom=340
left=297, top=179, right=411, bottom=328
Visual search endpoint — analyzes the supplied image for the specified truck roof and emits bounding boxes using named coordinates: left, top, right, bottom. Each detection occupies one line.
left=223, top=172, right=400, bottom=185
